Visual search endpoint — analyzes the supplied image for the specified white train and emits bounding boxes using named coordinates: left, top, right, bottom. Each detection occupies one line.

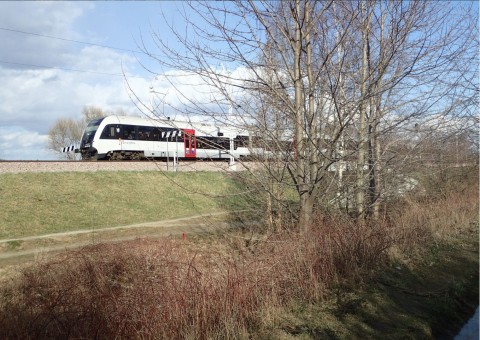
left=78, top=115, right=253, bottom=161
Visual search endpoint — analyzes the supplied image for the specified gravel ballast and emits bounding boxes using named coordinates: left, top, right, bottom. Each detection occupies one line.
left=0, top=161, right=246, bottom=174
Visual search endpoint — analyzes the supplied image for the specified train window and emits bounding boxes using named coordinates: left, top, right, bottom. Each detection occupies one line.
left=197, top=137, right=219, bottom=149
left=150, top=128, right=161, bottom=141
left=217, top=137, right=229, bottom=149
left=234, top=135, right=249, bottom=149
left=99, top=124, right=184, bottom=142
left=122, top=125, right=136, bottom=140
left=196, top=137, right=229, bottom=150
left=194, top=137, right=205, bottom=149
left=81, top=118, right=105, bottom=145
left=100, top=124, right=120, bottom=139
left=137, top=126, right=155, bottom=141
left=86, top=118, right=103, bottom=132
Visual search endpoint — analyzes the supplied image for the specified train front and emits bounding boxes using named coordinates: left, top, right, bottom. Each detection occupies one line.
left=79, top=117, right=105, bottom=160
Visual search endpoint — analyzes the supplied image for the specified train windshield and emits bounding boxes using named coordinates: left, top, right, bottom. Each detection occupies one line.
left=81, top=117, right=105, bottom=146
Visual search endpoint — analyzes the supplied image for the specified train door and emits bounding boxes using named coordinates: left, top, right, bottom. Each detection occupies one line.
left=184, top=129, right=196, bottom=158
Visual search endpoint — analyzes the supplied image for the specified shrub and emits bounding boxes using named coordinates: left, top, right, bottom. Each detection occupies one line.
left=0, top=239, right=261, bottom=339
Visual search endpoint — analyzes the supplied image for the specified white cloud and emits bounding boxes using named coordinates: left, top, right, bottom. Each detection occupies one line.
left=0, top=2, right=150, bottom=158
left=0, top=126, right=56, bottom=160
left=148, top=67, right=253, bottom=119
left=0, top=1, right=93, bottom=69
left=0, top=65, right=150, bottom=128
left=0, top=2, right=149, bottom=160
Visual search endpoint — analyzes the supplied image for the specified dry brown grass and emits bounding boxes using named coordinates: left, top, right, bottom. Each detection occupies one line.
left=0, top=239, right=257, bottom=339
left=0, top=217, right=395, bottom=339
left=387, top=168, right=479, bottom=256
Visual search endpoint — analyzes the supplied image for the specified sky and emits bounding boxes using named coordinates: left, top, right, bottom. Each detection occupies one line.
left=0, top=1, right=202, bottom=160
left=0, top=1, right=476, bottom=160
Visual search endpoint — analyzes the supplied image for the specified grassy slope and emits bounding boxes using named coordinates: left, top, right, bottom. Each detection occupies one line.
left=0, top=171, right=247, bottom=239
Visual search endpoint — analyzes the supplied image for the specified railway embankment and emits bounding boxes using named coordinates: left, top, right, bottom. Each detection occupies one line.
left=0, top=160, right=251, bottom=173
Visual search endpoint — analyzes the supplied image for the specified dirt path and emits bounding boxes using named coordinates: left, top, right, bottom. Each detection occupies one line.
left=0, top=212, right=232, bottom=268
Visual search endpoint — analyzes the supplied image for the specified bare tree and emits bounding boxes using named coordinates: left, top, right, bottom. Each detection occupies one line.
left=357, top=1, right=478, bottom=218
left=136, top=0, right=358, bottom=231
left=134, top=0, right=477, bottom=230
left=47, top=106, right=107, bottom=160
left=47, top=118, right=84, bottom=160
left=81, top=106, right=107, bottom=124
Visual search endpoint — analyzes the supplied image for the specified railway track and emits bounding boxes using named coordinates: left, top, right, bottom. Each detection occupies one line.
left=0, top=160, right=247, bottom=174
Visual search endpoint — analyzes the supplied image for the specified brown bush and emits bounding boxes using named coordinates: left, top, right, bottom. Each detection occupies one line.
left=388, top=176, right=478, bottom=253
left=0, top=215, right=395, bottom=339
left=0, top=239, right=262, bottom=339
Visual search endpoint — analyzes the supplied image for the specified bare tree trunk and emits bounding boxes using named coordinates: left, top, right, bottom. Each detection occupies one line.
left=294, top=0, right=310, bottom=232
left=356, top=0, right=369, bottom=220
left=306, top=3, right=318, bottom=188
left=372, top=108, right=382, bottom=219
left=370, top=4, right=386, bottom=220
left=266, top=191, right=274, bottom=231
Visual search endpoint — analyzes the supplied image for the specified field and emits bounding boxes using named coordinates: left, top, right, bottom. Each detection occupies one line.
left=0, top=171, right=249, bottom=239
left=0, top=166, right=478, bottom=338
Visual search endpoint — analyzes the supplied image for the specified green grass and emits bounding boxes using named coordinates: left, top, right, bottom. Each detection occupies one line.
left=0, top=171, right=249, bottom=239
left=5, top=240, right=23, bottom=250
